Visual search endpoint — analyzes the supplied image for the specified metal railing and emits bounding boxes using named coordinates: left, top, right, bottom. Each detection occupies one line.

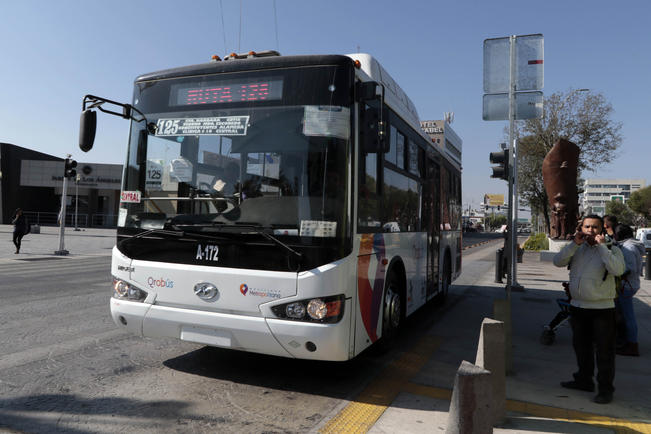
left=91, top=214, right=118, bottom=227
left=23, top=211, right=117, bottom=228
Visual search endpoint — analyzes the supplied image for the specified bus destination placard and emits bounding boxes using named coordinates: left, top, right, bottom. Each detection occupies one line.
left=155, top=116, right=250, bottom=136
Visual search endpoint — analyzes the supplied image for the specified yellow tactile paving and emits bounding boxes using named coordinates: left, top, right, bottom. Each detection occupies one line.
left=405, top=382, right=651, bottom=434
left=320, top=335, right=651, bottom=434
left=319, top=336, right=441, bottom=433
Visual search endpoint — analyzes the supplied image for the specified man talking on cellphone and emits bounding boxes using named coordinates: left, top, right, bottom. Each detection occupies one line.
left=553, top=214, right=625, bottom=404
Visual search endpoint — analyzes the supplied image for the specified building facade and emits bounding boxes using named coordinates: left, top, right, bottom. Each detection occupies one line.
left=581, top=178, right=646, bottom=216
left=0, top=143, right=122, bottom=226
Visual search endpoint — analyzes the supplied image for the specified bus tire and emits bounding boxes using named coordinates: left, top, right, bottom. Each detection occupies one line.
left=438, top=254, right=451, bottom=303
left=381, top=273, right=403, bottom=345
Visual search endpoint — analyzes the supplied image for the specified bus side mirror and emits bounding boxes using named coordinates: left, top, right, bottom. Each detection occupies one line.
left=357, top=81, right=380, bottom=102
left=79, top=109, right=97, bottom=152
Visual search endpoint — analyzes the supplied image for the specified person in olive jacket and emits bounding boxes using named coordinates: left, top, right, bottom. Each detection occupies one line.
left=553, top=214, right=625, bottom=404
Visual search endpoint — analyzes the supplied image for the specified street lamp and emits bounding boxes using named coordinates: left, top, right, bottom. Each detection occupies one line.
left=74, top=174, right=81, bottom=231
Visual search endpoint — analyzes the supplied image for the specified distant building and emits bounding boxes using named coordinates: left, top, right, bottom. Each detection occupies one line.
left=581, top=178, right=646, bottom=216
left=419, top=119, right=462, bottom=167
left=0, top=142, right=122, bottom=226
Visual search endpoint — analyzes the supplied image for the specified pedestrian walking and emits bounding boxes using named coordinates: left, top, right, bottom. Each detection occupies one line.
left=11, top=208, right=29, bottom=254
left=614, top=224, right=645, bottom=357
left=553, top=214, right=625, bottom=404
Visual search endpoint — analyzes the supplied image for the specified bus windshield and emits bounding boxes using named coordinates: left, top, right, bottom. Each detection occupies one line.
left=120, top=67, right=352, bottom=256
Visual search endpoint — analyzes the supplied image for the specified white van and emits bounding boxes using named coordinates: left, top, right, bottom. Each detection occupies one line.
left=636, top=228, right=651, bottom=252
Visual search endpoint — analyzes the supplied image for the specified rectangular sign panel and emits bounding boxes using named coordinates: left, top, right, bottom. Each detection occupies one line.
left=155, top=116, right=250, bottom=136
left=482, top=91, right=543, bottom=121
left=485, top=194, right=505, bottom=206
left=483, top=34, right=544, bottom=93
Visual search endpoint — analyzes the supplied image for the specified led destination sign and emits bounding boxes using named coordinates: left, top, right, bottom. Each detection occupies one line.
left=171, top=78, right=283, bottom=106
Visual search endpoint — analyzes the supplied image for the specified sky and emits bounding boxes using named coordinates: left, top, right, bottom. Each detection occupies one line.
left=1, top=0, right=649, bottom=210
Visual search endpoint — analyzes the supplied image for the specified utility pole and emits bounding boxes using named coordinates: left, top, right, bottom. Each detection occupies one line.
left=55, top=173, right=69, bottom=255
left=55, top=155, right=77, bottom=255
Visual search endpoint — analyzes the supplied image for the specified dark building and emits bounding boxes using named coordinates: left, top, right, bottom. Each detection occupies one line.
left=0, top=143, right=122, bottom=226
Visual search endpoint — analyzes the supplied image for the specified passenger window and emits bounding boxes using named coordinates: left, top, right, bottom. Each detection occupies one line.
left=358, top=153, right=380, bottom=232
left=382, top=168, right=420, bottom=232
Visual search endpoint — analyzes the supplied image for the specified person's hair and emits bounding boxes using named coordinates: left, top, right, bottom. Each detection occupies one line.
left=15, top=208, right=22, bottom=213
left=581, top=214, right=603, bottom=228
left=614, top=224, right=634, bottom=241
left=603, top=215, right=618, bottom=228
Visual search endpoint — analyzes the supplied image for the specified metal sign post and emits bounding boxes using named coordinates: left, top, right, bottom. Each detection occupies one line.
left=507, top=36, right=523, bottom=294
left=484, top=33, right=544, bottom=295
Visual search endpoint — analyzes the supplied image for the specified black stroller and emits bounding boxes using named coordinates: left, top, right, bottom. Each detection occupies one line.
left=540, top=282, right=571, bottom=345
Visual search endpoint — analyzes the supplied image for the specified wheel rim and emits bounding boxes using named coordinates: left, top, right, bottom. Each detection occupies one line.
left=385, top=287, right=401, bottom=330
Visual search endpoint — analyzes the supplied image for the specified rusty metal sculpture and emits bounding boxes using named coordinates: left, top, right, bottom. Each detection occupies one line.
left=542, top=138, right=580, bottom=239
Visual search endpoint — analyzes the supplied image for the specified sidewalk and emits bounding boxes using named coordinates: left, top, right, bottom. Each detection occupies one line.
left=323, top=246, right=651, bottom=433
left=0, top=224, right=115, bottom=260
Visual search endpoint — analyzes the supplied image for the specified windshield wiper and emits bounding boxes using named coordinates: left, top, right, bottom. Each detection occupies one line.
left=118, top=228, right=184, bottom=248
left=174, top=222, right=303, bottom=260
left=118, top=227, right=230, bottom=248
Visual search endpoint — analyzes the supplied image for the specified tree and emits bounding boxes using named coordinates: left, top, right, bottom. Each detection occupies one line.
left=515, top=90, right=623, bottom=233
left=485, top=214, right=507, bottom=231
left=628, top=186, right=651, bottom=224
left=605, top=200, right=635, bottom=226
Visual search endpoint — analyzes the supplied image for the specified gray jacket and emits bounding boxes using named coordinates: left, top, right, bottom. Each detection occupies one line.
left=618, top=238, right=645, bottom=291
left=553, top=241, right=625, bottom=309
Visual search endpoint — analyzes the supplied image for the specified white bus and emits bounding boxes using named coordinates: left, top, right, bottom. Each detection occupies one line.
left=79, top=51, right=462, bottom=361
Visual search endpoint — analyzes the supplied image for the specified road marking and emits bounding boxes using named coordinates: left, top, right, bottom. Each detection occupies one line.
left=319, top=336, right=441, bottom=433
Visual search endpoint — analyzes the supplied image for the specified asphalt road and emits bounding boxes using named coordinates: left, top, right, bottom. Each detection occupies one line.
left=0, top=240, right=501, bottom=433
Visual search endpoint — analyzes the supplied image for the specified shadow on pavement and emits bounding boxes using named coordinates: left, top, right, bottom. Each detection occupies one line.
left=0, top=394, right=230, bottom=433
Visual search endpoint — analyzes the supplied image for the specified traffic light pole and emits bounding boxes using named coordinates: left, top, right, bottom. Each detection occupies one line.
left=55, top=174, right=69, bottom=255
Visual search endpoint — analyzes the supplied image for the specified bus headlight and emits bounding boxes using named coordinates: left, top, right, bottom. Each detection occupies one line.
left=271, top=295, right=344, bottom=323
left=112, top=278, right=148, bottom=302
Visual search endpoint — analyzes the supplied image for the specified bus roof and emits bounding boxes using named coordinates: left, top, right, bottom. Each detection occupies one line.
left=346, top=53, right=461, bottom=169
left=134, top=54, right=353, bottom=83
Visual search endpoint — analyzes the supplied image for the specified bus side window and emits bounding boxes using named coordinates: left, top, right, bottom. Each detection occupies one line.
left=358, top=152, right=380, bottom=232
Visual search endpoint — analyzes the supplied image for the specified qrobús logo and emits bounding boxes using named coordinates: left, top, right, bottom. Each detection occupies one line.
left=147, top=276, right=174, bottom=289
left=239, top=283, right=281, bottom=299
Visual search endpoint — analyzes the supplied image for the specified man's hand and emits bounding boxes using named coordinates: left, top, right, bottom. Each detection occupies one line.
left=574, top=232, right=585, bottom=245
left=594, top=234, right=606, bottom=245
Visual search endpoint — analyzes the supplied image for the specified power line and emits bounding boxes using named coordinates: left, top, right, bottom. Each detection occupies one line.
left=219, top=0, right=228, bottom=55
left=238, top=0, right=242, bottom=52
left=273, top=0, right=279, bottom=51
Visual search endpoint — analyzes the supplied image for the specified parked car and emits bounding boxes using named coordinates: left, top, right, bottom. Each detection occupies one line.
left=636, top=228, right=651, bottom=252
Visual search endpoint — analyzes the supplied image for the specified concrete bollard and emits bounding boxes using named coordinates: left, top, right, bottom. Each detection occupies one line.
left=475, top=318, right=505, bottom=426
left=445, top=360, right=493, bottom=434
left=493, top=299, right=512, bottom=374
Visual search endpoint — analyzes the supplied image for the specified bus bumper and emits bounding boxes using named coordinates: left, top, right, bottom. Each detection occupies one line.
left=110, top=298, right=351, bottom=361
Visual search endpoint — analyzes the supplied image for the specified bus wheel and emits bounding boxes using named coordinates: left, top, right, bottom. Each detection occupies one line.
left=382, top=275, right=402, bottom=342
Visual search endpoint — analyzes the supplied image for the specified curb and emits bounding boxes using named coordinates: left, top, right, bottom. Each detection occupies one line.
left=463, top=239, right=501, bottom=251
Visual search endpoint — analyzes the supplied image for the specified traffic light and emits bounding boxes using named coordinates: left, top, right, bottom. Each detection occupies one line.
left=489, top=148, right=509, bottom=181
left=64, top=158, right=77, bottom=178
